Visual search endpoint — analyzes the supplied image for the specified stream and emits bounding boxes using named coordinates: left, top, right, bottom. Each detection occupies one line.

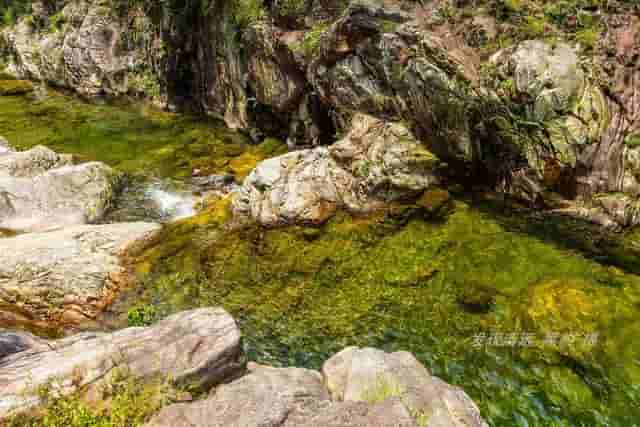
left=1, top=88, right=639, bottom=427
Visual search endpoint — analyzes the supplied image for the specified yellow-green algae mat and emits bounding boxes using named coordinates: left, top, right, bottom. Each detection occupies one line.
left=1, top=90, right=640, bottom=426
left=0, top=89, right=285, bottom=180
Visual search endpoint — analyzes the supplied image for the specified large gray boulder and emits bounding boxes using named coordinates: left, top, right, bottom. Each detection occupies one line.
left=146, top=348, right=487, bottom=427
left=0, top=145, right=120, bottom=232
left=232, top=114, right=440, bottom=226
left=0, top=308, right=244, bottom=419
left=0, top=222, right=160, bottom=329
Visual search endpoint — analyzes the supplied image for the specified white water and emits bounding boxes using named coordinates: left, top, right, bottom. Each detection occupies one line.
left=146, top=187, right=196, bottom=220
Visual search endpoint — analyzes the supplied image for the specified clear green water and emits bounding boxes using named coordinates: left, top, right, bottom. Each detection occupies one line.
left=0, top=89, right=279, bottom=180
left=1, top=90, right=639, bottom=426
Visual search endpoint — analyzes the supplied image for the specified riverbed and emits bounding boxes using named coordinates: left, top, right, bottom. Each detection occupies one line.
left=1, top=89, right=639, bottom=427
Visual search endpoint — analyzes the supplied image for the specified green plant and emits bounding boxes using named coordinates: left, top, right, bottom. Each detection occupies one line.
left=277, top=0, right=306, bottom=17
left=294, top=22, right=329, bottom=56
left=6, top=372, right=169, bottom=427
left=625, top=134, right=640, bottom=149
left=46, top=11, right=66, bottom=33
left=575, top=27, right=599, bottom=50
left=127, top=304, right=158, bottom=326
left=231, top=0, right=266, bottom=28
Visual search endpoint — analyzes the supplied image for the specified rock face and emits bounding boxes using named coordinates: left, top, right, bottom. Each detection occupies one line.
left=0, top=145, right=120, bottom=232
left=232, top=113, right=440, bottom=225
left=1, top=0, right=156, bottom=98
left=2, top=0, right=638, bottom=232
left=489, top=37, right=640, bottom=228
left=0, top=308, right=244, bottom=419
left=0, top=222, right=160, bottom=329
left=309, top=0, right=475, bottom=162
left=147, top=347, right=487, bottom=427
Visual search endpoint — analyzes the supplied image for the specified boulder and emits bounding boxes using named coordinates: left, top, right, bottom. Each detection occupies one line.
left=147, top=363, right=328, bottom=427
left=146, top=348, right=487, bottom=427
left=232, top=114, right=440, bottom=226
left=0, top=222, right=160, bottom=329
left=0, top=145, right=72, bottom=177
left=492, top=40, right=609, bottom=173
left=0, top=308, right=244, bottom=419
left=0, top=145, right=120, bottom=232
left=322, top=347, right=488, bottom=427
left=283, top=398, right=418, bottom=427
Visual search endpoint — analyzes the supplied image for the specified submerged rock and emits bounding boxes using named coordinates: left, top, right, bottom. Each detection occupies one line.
left=0, top=145, right=119, bottom=232
left=0, top=79, right=34, bottom=95
left=232, top=114, right=440, bottom=226
left=147, top=348, right=487, bottom=427
left=0, top=308, right=244, bottom=419
left=0, top=222, right=160, bottom=329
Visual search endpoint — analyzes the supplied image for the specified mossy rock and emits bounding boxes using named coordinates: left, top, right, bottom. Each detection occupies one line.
left=0, top=79, right=34, bottom=96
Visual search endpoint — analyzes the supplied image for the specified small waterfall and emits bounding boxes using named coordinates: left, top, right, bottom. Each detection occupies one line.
left=146, top=187, right=196, bottom=220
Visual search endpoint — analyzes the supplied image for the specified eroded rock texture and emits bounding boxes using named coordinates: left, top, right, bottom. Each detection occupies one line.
left=232, top=113, right=440, bottom=225
left=0, top=221, right=160, bottom=329
left=0, top=308, right=244, bottom=419
left=0, top=145, right=120, bottom=232
left=146, top=347, right=487, bottom=427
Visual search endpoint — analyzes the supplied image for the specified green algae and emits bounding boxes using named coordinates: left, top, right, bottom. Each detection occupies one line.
left=2, top=88, right=640, bottom=425
left=0, top=90, right=284, bottom=181
left=119, top=199, right=640, bottom=426
left=0, top=79, right=34, bottom=95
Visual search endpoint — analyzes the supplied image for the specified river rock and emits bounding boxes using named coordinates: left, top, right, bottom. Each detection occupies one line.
left=0, top=307, right=244, bottom=419
left=147, top=363, right=328, bottom=427
left=0, top=331, right=49, bottom=359
left=146, top=349, right=487, bottom=427
left=0, top=145, right=119, bottom=232
left=0, top=222, right=160, bottom=329
left=232, top=113, right=440, bottom=226
left=322, top=347, right=488, bottom=427
left=0, top=145, right=72, bottom=177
